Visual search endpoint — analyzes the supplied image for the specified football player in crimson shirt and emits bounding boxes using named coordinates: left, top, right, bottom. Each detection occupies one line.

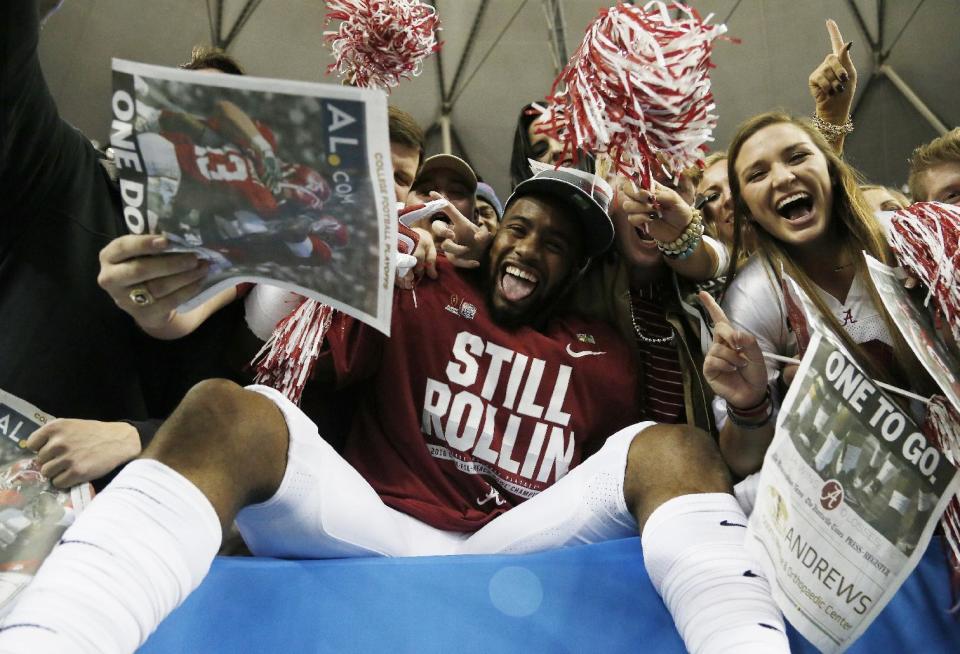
left=143, top=100, right=343, bottom=265
left=154, top=104, right=333, bottom=223
left=6, top=169, right=788, bottom=654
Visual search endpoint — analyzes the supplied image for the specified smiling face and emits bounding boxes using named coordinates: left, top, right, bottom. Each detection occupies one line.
left=486, top=195, right=583, bottom=327
left=611, top=199, right=663, bottom=271
left=476, top=198, right=499, bottom=235
left=697, top=159, right=735, bottom=245
left=734, top=122, right=834, bottom=252
left=610, top=167, right=697, bottom=276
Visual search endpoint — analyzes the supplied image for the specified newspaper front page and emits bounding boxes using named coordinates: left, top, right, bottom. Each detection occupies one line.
left=0, top=390, right=94, bottom=616
left=864, top=255, right=960, bottom=411
left=746, top=329, right=960, bottom=652
left=111, top=59, right=396, bottom=334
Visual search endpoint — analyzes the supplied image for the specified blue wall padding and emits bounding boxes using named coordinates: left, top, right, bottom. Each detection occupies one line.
left=139, top=536, right=959, bottom=653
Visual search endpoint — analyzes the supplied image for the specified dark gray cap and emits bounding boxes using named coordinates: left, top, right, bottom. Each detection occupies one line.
left=506, top=167, right=615, bottom=257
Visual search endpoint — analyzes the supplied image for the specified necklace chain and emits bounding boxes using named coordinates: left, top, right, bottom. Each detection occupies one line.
left=629, top=290, right=675, bottom=345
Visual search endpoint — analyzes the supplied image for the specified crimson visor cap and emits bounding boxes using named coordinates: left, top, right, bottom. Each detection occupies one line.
left=506, top=167, right=614, bottom=258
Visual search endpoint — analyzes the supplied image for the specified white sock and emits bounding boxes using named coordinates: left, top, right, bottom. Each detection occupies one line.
left=0, top=460, right=221, bottom=654
left=642, top=493, right=789, bottom=654
left=733, top=472, right=761, bottom=517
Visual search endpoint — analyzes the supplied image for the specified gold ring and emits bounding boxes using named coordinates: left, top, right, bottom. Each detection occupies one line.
left=128, top=286, right=154, bottom=307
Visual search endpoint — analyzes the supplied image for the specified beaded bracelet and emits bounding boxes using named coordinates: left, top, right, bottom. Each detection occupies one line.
left=664, top=234, right=702, bottom=260
left=812, top=115, right=854, bottom=140
left=725, top=387, right=774, bottom=430
left=656, top=209, right=704, bottom=257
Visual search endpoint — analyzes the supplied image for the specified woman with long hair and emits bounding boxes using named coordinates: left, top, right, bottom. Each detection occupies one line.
left=508, top=102, right=595, bottom=189
left=694, top=153, right=736, bottom=249
left=695, top=152, right=761, bottom=261
left=860, top=184, right=909, bottom=213
left=700, top=111, right=928, bottom=477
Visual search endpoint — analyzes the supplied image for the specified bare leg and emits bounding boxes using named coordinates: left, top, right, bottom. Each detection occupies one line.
left=0, top=379, right=290, bottom=654
left=622, top=423, right=733, bottom=528
left=144, top=378, right=289, bottom=535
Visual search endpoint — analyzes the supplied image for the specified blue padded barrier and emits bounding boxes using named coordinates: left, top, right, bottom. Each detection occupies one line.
left=140, top=536, right=958, bottom=653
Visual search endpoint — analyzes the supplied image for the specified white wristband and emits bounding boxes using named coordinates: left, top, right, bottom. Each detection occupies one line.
left=395, top=253, right=417, bottom=279
left=244, top=284, right=305, bottom=341
left=701, top=234, right=729, bottom=277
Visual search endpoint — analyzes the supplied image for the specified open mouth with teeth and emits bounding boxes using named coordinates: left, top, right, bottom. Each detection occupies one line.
left=776, top=192, right=815, bottom=222
left=499, top=263, right=540, bottom=302
left=633, top=223, right=658, bottom=245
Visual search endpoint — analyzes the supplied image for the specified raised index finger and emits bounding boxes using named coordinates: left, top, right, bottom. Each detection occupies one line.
left=699, top=290, right=729, bottom=326
left=100, top=234, right=168, bottom=265
left=826, top=19, right=845, bottom=55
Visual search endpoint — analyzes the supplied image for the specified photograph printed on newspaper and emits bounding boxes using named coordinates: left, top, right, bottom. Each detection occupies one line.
left=110, top=59, right=396, bottom=334
left=864, top=254, right=960, bottom=412
left=0, top=390, right=94, bottom=615
left=746, top=329, right=960, bottom=653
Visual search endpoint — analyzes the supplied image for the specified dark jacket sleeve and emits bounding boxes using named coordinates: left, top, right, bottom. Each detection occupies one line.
left=123, top=418, right=163, bottom=450
left=0, top=0, right=76, bottom=241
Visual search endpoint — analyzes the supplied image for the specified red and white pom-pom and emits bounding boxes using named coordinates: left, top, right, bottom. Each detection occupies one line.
left=252, top=298, right=334, bottom=405
left=928, top=395, right=960, bottom=467
left=543, top=1, right=727, bottom=188
left=893, top=201, right=960, bottom=601
left=890, top=201, right=960, bottom=345
left=324, top=0, right=441, bottom=91
left=924, top=396, right=960, bottom=607
left=250, top=223, right=421, bottom=404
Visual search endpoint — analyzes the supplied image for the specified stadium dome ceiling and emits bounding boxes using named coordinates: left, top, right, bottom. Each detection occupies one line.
left=41, top=0, right=959, bottom=198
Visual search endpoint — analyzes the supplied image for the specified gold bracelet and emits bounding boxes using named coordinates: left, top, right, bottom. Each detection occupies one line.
left=812, top=115, right=854, bottom=139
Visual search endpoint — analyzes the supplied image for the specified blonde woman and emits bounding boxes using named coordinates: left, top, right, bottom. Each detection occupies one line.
left=695, top=153, right=736, bottom=249
left=700, top=112, right=926, bottom=476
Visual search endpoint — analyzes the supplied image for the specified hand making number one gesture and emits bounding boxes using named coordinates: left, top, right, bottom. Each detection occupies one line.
left=808, top=19, right=857, bottom=125
left=699, top=291, right=770, bottom=411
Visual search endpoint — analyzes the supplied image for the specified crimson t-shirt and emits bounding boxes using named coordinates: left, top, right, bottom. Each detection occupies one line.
left=323, top=257, right=642, bottom=532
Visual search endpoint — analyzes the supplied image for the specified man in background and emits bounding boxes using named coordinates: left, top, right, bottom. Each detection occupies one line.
left=476, top=180, right=502, bottom=235
left=908, top=128, right=960, bottom=205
